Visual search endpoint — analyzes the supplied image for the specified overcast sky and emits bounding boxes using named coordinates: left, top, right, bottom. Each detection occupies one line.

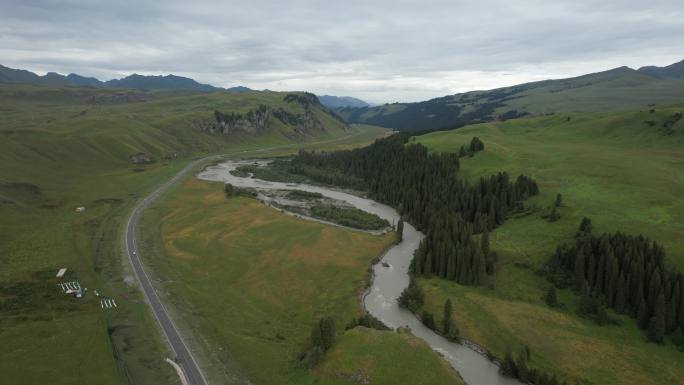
left=1, top=0, right=683, bottom=103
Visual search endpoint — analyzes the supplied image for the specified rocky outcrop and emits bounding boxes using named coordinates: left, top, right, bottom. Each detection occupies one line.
left=128, top=153, right=153, bottom=164
left=211, top=105, right=272, bottom=134
left=273, top=107, right=325, bottom=135
left=196, top=93, right=348, bottom=137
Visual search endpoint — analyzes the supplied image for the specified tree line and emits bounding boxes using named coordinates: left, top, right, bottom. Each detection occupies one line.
left=500, top=346, right=571, bottom=385
left=292, top=134, right=539, bottom=285
left=548, top=218, right=684, bottom=344
left=301, top=317, right=335, bottom=368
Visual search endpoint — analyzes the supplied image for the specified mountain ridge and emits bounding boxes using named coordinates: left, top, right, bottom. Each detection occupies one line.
left=0, top=64, right=251, bottom=93
left=318, top=95, right=371, bottom=109
left=335, top=59, right=684, bottom=132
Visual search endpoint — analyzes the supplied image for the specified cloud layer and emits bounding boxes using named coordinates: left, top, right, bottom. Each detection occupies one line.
left=1, top=0, right=683, bottom=103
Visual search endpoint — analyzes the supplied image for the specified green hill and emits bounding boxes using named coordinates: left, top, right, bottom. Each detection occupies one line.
left=411, top=104, right=684, bottom=385
left=337, top=59, right=684, bottom=131
left=0, top=83, right=381, bottom=385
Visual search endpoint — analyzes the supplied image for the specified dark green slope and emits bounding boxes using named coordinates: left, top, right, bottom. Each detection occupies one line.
left=337, top=59, right=684, bottom=132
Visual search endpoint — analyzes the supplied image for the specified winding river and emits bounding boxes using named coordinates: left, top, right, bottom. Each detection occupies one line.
left=197, top=160, right=521, bottom=385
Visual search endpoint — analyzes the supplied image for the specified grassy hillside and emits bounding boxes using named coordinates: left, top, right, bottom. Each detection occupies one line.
left=0, top=83, right=385, bottom=385
left=138, top=178, right=463, bottom=385
left=317, top=327, right=463, bottom=385
left=337, top=65, right=684, bottom=131
left=411, top=105, right=684, bottom=385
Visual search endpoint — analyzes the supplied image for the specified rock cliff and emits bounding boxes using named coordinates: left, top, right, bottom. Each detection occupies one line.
left=194, top=93, right=348, bottom=138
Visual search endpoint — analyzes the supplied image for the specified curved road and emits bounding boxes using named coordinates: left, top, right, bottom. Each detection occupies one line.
left=122, top=131, right=374, bottom=385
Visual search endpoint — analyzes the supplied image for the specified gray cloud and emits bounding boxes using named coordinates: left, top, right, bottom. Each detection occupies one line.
left=1, top=0, right=683, bottom=103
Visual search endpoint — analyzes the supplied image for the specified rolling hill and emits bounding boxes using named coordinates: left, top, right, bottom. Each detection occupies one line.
left=410, top=104, right=684, bottom=385
left=336, top=59, right=684, bottom=132
left=0, top=83, right=379, bottom=385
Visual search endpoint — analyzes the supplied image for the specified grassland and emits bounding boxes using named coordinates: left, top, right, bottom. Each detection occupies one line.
left=137, top=178, right=463, bottom=385
left=338, top=66, right=684, bottom=132
left=412, top=104, right=684, bottom=385
left=318, top=327, right=463, bottom=385
left=0, top=82, right=388, bottom=385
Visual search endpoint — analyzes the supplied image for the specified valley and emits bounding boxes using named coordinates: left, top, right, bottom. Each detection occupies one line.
left=136, top=176, right=463, bottom=385
left=0, top=82, right=388, bottom=385
left=2, top=53, right=684, bottom=385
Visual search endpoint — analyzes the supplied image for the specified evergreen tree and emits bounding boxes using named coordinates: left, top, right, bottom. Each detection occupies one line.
left=614, top=273, right=626, bottom=313
left=500, top=347, right=517, bottom=377
left=648, top=292, right=666, bottom=343
left=638, top=294, right=650, bottom=329
left=516, top=349, right=529, bottom=382
left=481, top=229, right=490, bottom=257
left=319, top=317, right=336, bottom=351
left=310, top=321, right=323, bottom=348
left=554, top=193, right=563, bottom=207
left=224, top=183, right=235, bottom=197
left=578, top=217, right=593, bottom=235
left=443, top=299, right=453, bottom=335
left=574, top=250, right=586, bottom=290
left=546, top=286, right=559, bottom=307
left=422, top=310, right=436, bottom=330
left=672, top=327, right=684, bottom=347
left=548, top=207, right=561, bottom=222
left=396, top=218, right=404, bottom=243
left=469, top=136, right=485, bottom=152
left=307, top=345, right=323, bottom=368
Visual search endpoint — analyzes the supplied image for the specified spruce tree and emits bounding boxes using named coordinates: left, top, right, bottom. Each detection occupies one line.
left=545, top=286, right=559, bottom=307
left=422, top=311, right=436, bottom=330
left=637, top=294, right=650, bottom=329
left=481, top=229, right=490, bottom=257
left=679, top=291, right=684, bottom=330
left=396, top=218, right=404, bottom=243
left=578, top=217, right=593, bottom=235
left=516, top=349, right=529, bottom=382
left=574, top=250, right=586, bottom=290
left=311, top=321, right=323, bottom=348
left=443, top=299, right=453, bottom=335
left=319, top=317, right=335, bottom=351
left=615, top=273, right=626, bottom=313
left=648, top=292, right=666, bottom=343
left=672, top=327, right=684, bottom=347
left=554, top=193, right=563, bottom=207
left=500, top=347, right=517, bottom=377
left=224, top=183, right=235, bottom=197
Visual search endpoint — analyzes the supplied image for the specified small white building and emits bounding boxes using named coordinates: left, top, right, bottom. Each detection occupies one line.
left=75, top=206, right=86, bottom=212
left=56, top=268, right=67, bottom=278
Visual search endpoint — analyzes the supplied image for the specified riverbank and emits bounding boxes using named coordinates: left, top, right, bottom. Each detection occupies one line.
left=199, top=160, right=522, bottom=385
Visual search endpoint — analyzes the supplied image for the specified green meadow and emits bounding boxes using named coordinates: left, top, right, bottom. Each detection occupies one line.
left=137, top=178, right=463, bottom=385
left=413, top=104, right=684, bottom=385
left=0, top=83, right=386, bottom=385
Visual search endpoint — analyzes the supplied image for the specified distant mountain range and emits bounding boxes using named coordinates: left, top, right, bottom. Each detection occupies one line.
left=0, top=64, right=243, bottom=92
left=317, top=95, right=371, bottom=108
left=335, top=59, right=684, bottom=132
left=0, top=64, right=371, bottom=109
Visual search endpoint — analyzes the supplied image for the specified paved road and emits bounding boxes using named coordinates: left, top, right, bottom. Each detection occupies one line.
left=124, top=157, right=210, bottom=385
left=122, top=131, right=373, bottom=385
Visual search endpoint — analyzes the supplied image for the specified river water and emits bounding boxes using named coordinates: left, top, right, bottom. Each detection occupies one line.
left=197, top=160, right=521, bottom=385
